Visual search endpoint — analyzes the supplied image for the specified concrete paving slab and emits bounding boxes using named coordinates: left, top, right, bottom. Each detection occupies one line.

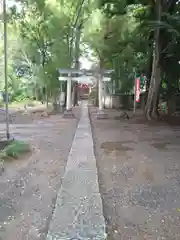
left=46, top=102, right=106, bottom=240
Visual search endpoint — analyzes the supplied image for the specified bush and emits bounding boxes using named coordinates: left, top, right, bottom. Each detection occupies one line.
left=0, top=140, right=30, bottom=159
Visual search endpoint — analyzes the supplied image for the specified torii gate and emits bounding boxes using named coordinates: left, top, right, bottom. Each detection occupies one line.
left=94, top=69, right=113, bottom=119
left=58, top=68, right=93, bottom=117
left=58, top=68, right=112, bottom=118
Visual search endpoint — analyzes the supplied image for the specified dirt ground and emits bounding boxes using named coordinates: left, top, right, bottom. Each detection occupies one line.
left=0, top=107, right=81, bottom=240
left=89, top=106, right=180, bottom=240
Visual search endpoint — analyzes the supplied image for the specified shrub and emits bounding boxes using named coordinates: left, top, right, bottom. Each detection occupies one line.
left=0, top=140, right=30, bottom=159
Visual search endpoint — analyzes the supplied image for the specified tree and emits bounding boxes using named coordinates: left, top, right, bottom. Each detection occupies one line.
left=8, top=0, right=96, bottom=108
left=97, top=0, right=180, bottom=118
left=83, top=3, right=149, bottom=95
left=144, top=0, right=161, bottom=119
left=5, top=0, right=180, bottom=118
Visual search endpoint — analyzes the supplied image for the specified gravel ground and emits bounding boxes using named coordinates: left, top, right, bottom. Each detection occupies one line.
left=89, top=106, right=180, bottom=240
left=0, top=107, right=81, bottom=240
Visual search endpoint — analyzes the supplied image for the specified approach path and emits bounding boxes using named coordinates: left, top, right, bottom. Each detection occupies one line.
left=46, top=101, right=106, bottom=240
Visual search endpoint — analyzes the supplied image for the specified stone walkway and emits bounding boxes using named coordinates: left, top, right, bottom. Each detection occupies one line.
left=46, top=102, right=106, bottom=240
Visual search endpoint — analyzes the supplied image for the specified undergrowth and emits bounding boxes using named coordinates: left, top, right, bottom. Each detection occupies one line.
left=0, top=140, right=30, bottom=160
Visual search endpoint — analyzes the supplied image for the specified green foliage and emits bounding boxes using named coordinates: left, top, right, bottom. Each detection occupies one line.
left=1, top=140, right=30, bottom=159
left=0, top=0, right=179, bottom=106
left=82, top=0, right=180, bottom=99
left=0, top=0, right=95, bottom=104
left=83, top=2, right=149, bottom=93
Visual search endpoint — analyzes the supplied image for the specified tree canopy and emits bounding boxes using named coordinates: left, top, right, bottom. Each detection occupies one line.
left=0, top=0, right=180, bottom=117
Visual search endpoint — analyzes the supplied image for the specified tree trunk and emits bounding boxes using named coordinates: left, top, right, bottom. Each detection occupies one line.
left=46, top=92, right=49, bottom=109
left=95, top=79, right=99, bottom=106
left=35, top=84, right=39, bottom=101
left=72, top=25, right=81, bottom=106
left=144, top=0, right=161, bottom=120
left=151, top=67, right=161, bottom=118
left=144, top=46, right=157, bottom=119
left=52, top=89, right=59, bottom=112
left=167, top=96, right=176, bottom=116
left=144, top=46, right=153, bottom=106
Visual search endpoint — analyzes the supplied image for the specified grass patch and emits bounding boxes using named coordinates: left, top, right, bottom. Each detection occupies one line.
left=0, top=140, right=31, bottom=160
